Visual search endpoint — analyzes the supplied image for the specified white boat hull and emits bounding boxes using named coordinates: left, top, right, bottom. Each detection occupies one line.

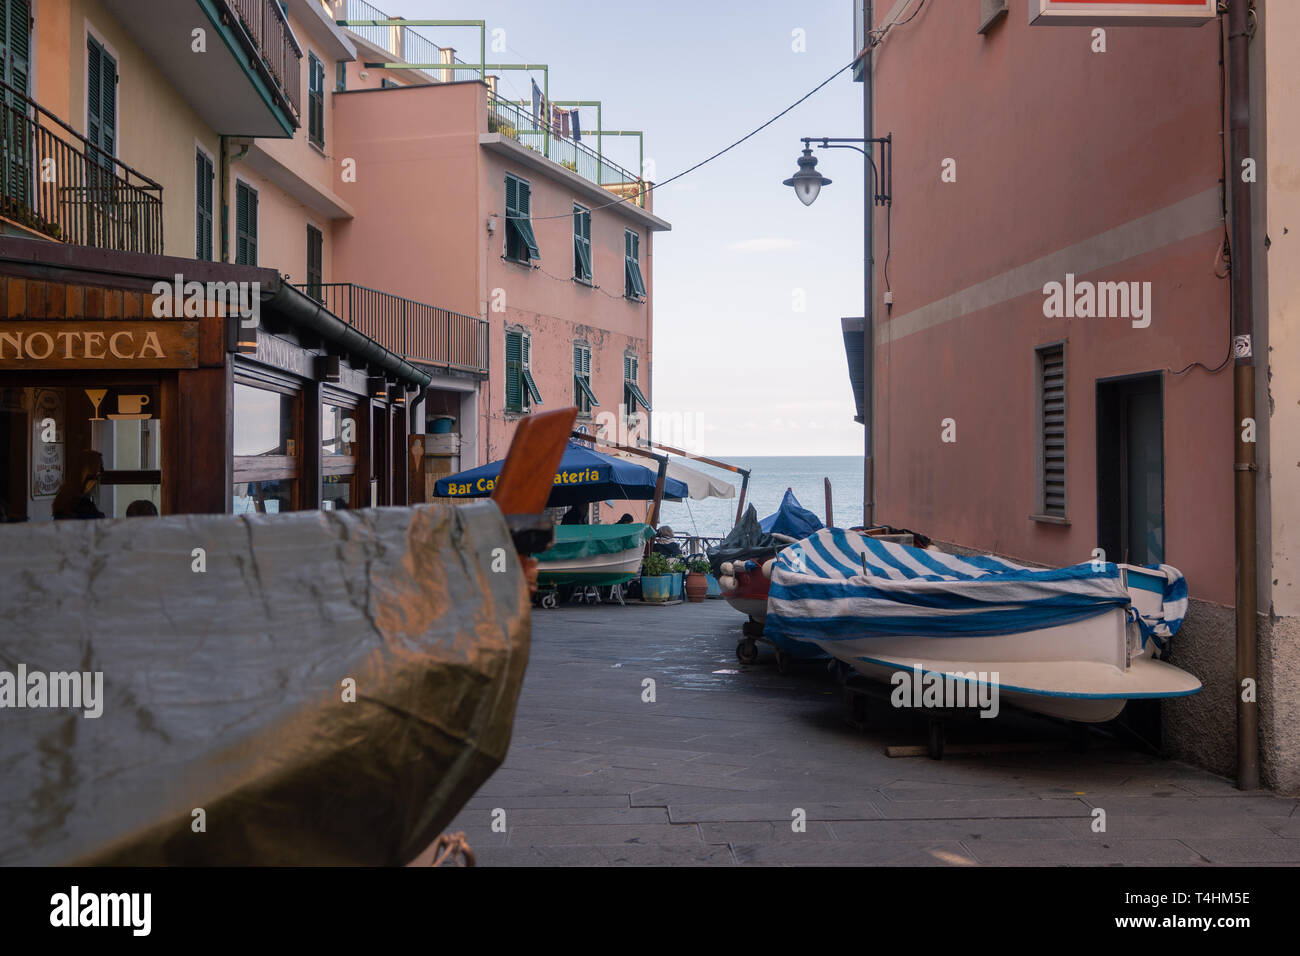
left=811, top=565, right=1201, bottom=723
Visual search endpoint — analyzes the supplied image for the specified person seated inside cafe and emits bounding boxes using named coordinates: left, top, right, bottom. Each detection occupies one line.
left=125, top=499, right=158, bottom=517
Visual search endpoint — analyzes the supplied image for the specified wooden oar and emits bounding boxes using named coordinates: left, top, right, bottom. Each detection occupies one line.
left=491, top=407, right=578, bottom=591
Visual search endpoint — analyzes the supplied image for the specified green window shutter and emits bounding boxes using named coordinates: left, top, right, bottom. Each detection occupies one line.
left=195, top=150, right=214, bottom=260
left=308, top=53, right=325, bottom=147
left=4, top=0, right=30, bottom=95
left=520, top=334, right=543, bottom=405
left=624, top=231, right=646, bottom=299
left=306, top=225, right=323, bottom=300
left=505, top=330, right=523, bottom=412
left=87, top=37, right=101, bottom=156
left=235, top=182, right=258, bottom=266
left=97, top=40, right=117, bottom=163
left=573, top=205, right=591, bottom=281
left=505, top=175, right=518, bottom=216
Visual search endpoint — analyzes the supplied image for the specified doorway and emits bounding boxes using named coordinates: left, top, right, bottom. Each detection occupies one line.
left=1096, top=374, right=1164, bottom=566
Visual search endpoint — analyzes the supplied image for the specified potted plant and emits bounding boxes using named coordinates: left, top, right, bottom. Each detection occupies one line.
left=669, top=559, right=688, bottom=600
left=640, top=552, right=673, bottom=603
left=684, top=557, right=711, bottom=603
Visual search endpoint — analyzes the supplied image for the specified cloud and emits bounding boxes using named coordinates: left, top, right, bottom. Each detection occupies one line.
left=726, top=237, right=802, bottom=254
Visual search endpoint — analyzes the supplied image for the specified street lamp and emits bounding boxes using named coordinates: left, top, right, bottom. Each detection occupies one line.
left=783, top=147, right=831, bottom=206
left=785, top=134, right=892, bottom=528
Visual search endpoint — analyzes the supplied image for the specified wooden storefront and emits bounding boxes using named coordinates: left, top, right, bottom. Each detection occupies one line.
left=0, top=239, right=429, bottom=522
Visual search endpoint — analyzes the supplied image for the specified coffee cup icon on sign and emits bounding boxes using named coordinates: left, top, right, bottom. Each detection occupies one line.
left=108, top=394, right=151, bottom=420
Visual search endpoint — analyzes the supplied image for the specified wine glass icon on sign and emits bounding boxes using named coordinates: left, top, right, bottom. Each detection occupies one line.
left=85, top=389, right=108, bottom=421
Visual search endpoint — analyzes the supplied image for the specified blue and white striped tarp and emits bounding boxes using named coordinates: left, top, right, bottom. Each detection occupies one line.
left=767, top=529, right=1159, bottom=643
left=1130, top=564, right=1188, bottom=651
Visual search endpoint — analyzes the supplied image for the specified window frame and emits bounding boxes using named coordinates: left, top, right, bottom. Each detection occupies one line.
left=573, top=203, right=592, bottom=284
left=195, top=145, right=215, bottom=260
left=234, top=179, right=259, bottom=266
left=573, top=340, right=597, bottom=416
left=231, top=371, right=304, bottom=513
left=624, top=229, right=646, bottom=301
left=504, top=173, right=540, bottom=264
left=505, top=327, right=542, bottom=413
left=623, top=352, right=651, bottom=414
left=307, top=50, right=326, bottom=149
left=306, top=222, right=323, bottom=302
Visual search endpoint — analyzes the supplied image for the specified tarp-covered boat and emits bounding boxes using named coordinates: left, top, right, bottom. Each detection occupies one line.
left=535, top=522, right=655, bottom=591
left=767, top=528, right=1201, bottom=722
left=0, top=501, right=533, bottom=866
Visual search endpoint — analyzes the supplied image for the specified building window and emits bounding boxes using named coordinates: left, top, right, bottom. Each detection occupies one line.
left=321, top=398, right=358, bottom=510
left=308, top=51, right=325, bottom=148
left=195, top=149, right=214, bottom=260
left=0, top=383, right=163, bottom=521
left=335, top=59, right=347, bottom=92
left=573, top=342, right=597, bottom=416
left=573, top=203, right=592, bottom=283
left=505, top=328, right=542, bottom=413
left=87, top=35, right=118, bottom=165
left=235, top=181, right=258, bottom=266
left=1035, top=343, right=1066, bottom=520
left=624, top=353, right=650, bottom=414
left=505, top=174, right=540, bottom=263
left=232, top=379, right=301, bottom=513
left=625, top=230, right=646, bottom=301
left=381, top=77, right=400, bottom=89
left=2, top=1, right=30, bottom=96
left=306, top=224, right=323, bottom=301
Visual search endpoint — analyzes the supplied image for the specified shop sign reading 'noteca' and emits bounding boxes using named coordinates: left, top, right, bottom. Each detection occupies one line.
left=0, top=322, right=199, bottom=368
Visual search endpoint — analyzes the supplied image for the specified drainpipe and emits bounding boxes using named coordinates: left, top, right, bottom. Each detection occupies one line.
left=1227, top=0, right=1258, bottom=791
left=862, top=1, right=875, bottom=528
left=219, top=137, right=249, bottom=263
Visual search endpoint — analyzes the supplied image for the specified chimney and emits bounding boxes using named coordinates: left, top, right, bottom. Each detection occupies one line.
left=440, top=47, right=456, bottom=84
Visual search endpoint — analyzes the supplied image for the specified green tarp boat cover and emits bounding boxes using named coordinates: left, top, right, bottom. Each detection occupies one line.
left=535, top=523, right=654, bottom=562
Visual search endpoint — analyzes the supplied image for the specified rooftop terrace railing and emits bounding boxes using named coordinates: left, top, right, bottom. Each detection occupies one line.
left=0, top=78, right=164, bottom=254
left=299, top=282, right=489, bottom=375
left=487, top=93, right=645, bottom=207
left=229, top=0, right=303, bottom=119
left=337, top=0, right=483, bottom=84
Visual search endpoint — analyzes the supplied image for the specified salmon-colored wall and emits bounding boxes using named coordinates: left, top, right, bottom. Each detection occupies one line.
left=871, top=5, right=1233, bottom=604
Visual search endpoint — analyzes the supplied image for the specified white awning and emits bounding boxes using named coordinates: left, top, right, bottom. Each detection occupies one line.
left=612, top=452, right=735, bottom=501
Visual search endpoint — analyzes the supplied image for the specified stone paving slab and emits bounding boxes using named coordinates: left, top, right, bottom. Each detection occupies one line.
left=462, top=600, right=1297, bottom=866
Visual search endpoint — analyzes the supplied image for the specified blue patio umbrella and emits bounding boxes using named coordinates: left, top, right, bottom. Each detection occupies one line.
left=434, top=440, right=689, bottom=508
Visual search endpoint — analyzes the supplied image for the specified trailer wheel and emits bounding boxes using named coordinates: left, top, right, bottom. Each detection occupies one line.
left=742, top=618, right=765, bottom=638
left=927, top=717, right=945, bottom=760
left=736, top=639, right=759, bottom=664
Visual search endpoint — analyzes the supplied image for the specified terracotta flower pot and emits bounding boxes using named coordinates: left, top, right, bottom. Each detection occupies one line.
left=684, top=572, right=709, bottom=603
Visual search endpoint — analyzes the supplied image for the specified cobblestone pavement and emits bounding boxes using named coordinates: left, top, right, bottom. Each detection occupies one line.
left=426, top=600, right=1299, bottom=866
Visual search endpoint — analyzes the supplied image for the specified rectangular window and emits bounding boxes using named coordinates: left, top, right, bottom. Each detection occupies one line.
left=232, top=380, right=301, bottom=513
left=195, top=149, right=214, bottom=260
left=322, top=399, right=358, bottom=510
left=625, top=230, right=646, bottom=300
left=505, top=329, right=542, bottom=413
left=235, top=181, right=258, bottom=266
left=87, top=35, right=117, bottom=166
left=335, top=59, right=347, bottom=92
left=306, top=224, right=323, bottom=301
left=573, top=342, right=597, bottom=416
left=573, top=203, right=592, bottom=283
left=2, top=0, right=31, bottom=96
left=505, top=173, right=540, bottom=263
left=308, top=51, right=325, bottom=148
left=624, top=353, right=651, bottom=414
left=1035, top=343, right=1066, bottom=519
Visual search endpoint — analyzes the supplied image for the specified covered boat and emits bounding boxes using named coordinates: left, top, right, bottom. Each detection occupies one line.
left=766, top=528, right=1201, bottom=723
left=534, top=522, right=655, bottom=606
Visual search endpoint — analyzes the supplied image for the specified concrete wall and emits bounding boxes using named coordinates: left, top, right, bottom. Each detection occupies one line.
left=1260, top=0, right=1300, bottom=793
left=870, top=3, right=1239, bottom=773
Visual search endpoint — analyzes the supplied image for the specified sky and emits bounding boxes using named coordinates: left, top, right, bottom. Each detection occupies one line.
left=378, top=0, right=869, bottom=456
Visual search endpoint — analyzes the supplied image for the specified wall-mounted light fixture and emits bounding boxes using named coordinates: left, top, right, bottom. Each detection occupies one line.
left=226, top=315, right=258, bottom=353
left=315, top=354, right=341, bottom=382
left=367, top=376, right=388, bottom=399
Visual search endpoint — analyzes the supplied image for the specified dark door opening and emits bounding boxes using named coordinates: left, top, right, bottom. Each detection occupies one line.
left=1096, top=372, right=1165, bottom=748
left=1096, top=374, right=1165, bottom=566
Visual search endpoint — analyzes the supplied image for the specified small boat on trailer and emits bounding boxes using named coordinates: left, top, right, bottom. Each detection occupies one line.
left=766, top=528, right=1200, bottom=724
left=533, top=523, right=655, bottom=608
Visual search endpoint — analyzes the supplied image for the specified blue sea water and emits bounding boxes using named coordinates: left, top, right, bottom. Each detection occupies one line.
left=654, top=455, right=865, bottom=540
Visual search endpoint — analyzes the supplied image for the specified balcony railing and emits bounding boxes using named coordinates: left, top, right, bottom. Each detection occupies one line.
left=337, top=0, right=483, bottom=84
left=0, top=79, right=163, bottom=254
left=229, top=0, right=303, bottom=119
left=487, top=93, right=645, bottom=207
left=300, top=282, right=489, bottom=375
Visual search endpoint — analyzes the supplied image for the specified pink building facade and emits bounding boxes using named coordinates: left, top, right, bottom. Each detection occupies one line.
left=861, top=2, right=1292, bottom=781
